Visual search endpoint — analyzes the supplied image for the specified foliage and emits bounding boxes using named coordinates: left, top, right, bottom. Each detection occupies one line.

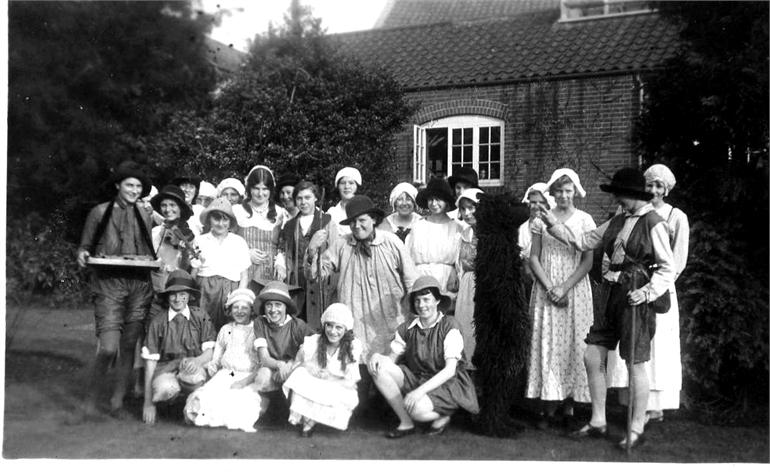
left=8, top=1, right=219, bottom=242
left=151, top=0, right=418, bottom=208
left=6, top=213, right=90, bottom=307
left=636, top=2, right=769, bottom=410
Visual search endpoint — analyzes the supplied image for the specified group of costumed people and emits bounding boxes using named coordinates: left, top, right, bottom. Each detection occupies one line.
left=76, top=159, right=688, bottom=447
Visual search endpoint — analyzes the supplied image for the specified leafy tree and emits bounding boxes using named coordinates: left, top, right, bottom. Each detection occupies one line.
left=635, top=1, right=769, bottom=415
left=152, top=0, right=418, bottom=206
left=8, top=1, right=219, bottom=240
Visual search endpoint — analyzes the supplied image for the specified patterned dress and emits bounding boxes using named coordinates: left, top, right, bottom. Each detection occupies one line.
left=525, top=210, right=596, bottom=403
left=183, top=321, right=263, bottom=432
left=233, top=204, right=288, bottom=283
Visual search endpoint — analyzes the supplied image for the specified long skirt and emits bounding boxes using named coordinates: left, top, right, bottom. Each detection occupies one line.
left=282, top=366, right=359, bottom=430
left=454, top=271, right=477, bottom=369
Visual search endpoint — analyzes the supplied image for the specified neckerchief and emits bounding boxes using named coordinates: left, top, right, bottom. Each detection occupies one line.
left=353, top=230, right=376, bottom=258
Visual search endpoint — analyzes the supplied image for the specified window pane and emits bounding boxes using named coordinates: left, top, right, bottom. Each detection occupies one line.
left=480, top=127, right=489, bottom=143
left=463, top=128, right=472, bottom=143
left=452, top=128, right=461, bottom=143
left=478, top=165, right=489, bottom=181
left=452, top=146, right=462, bottom=164
left=426, top=128, right=448, bottom=178
left=479, top=146, right=489, bottom=163
left=490, top=144, right=500, bottom=161
left=491, top=126, right=500, bottom=142
left=464, top=145, right=473, bottom=161
left=490, top=163, right=500, bottom=179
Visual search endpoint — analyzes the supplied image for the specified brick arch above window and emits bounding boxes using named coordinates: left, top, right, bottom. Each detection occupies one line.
left=414, top=99, right=508, bottom=124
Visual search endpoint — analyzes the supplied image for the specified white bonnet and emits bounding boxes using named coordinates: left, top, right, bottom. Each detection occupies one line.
left=545, top=168, right=587, bottom=198
left=225, top=288, right=256, bottom=308
left=455, top=188, right=485, bottom=208
left=320, top=303, right=354, bottom=331
left=389, top=182, right=419, bottom=211
left=522, top=182, right=557, bottom=209
left=335, top=167, right=362, bottom=187
left=216, top=178, right=246, bottom=198
left=644, top=164, right=676, bottom=195
left=198, top=181, right=217, bottom=198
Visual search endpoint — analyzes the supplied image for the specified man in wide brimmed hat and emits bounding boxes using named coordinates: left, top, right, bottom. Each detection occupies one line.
left=76, top=160, right=156, bottom=419
left=141, top=269, right=216, bottom=424
left=539, top=167, right=675, bottom=450
left=306, top=194, right=418, bottom=405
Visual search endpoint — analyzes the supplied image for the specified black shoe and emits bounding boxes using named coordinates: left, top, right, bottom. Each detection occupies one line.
left=385, top=427, right=416, bottom=439
left=426, top=424, right=448, bottom=436
left=568, top=423, right=607, bottom=439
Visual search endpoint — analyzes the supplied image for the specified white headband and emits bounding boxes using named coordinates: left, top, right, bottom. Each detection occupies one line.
left=389, top=182, right=418, bottom=211
left=198, top=181, right=217, bottom=198
left=335, top=167, right=362, bottom=187
left=216, top=178, right=246, bottom=198
left=522, top=182, right=557, bottom=209
left=321, top=303, right=354, bottom=331
left=455, top=188, right=484, bottom=207
left=644, top=164, right=676, bottom=195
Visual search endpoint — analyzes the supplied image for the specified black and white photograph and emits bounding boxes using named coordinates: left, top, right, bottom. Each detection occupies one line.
left=3, top=0, right=768, bottom=465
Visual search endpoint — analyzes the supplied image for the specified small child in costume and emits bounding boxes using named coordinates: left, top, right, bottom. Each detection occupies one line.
left=142, top=270, right=216, bottom=424
left=283, top=303, right=363, bottom=437
left=184, top=288, right=265, bottom=432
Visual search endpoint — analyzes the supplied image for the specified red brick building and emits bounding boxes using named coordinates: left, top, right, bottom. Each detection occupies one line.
left=332, top=0, right=679, bottom=220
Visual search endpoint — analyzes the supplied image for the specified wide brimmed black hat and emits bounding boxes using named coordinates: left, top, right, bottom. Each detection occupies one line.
left=339, top=195, right=386, bottom=225
left=150, top=184, right=193, bottom=221
left=172, top=175, right=202, bottom=200
left=415, top=177, right=456, bottom=211
left=275, top=173, right=300, bottom=190
left=448, top=167, right=479, bottom=190
left=112, top=160, right=152, bottom=198
left=599, top=167, right=654, bottom=201
left=408, top=275, right=452, bottom=315
left=160, top=269, right=200, bottom=296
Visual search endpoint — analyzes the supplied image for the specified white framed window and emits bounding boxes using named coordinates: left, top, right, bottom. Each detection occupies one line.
left=559, top=0, right=652, bottom=22
left=413, top=116, right=504, bottom=186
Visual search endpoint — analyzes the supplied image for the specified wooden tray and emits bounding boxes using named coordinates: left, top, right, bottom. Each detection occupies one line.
left=86, top=256, right=162, bottom=268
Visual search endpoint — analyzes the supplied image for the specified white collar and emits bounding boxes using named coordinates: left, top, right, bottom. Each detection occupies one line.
left=407, top=312, right=444, bottom=330
left=263, top=314, right=292, bottom=327
left=168, top=306, right=191, bottom=322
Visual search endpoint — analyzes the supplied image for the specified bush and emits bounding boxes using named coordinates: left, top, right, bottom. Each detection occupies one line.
left=678, top=220, right=769, bottom=418
left=6, top=212, right=90, bottom=307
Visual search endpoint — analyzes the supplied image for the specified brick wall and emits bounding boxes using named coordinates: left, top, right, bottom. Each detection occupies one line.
left=392, top=74, right=642, bottom=224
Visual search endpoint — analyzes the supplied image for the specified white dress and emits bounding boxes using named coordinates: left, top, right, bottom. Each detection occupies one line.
left=183, top=321, right=263, bottom=433
left=525, top=210, right=596, bottom=403
left=405, top=217, right=462, bottom=293
left=606, top=203, right=689, bottom=411
left=282, top=334, right=363, bottom=430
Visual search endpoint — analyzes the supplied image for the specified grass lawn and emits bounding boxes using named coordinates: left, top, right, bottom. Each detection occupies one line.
left=3, top=306, right=768, bottom=462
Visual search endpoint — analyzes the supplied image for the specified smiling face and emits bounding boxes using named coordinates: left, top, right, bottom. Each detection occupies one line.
left=295, top=188, right=317, bottom=216
left=337, top=177, right=358, bottom=202
left=230, top=300, right=252, bottom=325
left=220, top=188, right=241, bottom=206
left=458, top=198, right=477, bottom=227
left=350, top=213, right=376, bottom=241
left=552, top=182, right=575, bottom=210
left=168, top=290, right=190, bottom=312
left=178, top=182, right=197, bottom=205
left=160, top=198, right=181, bottom=221
left=279, top=185, right=296, bottom=210
left=394, top=192, right=415, bottom=216
left=427, top=197, right=448, bottom=216
left=413, top=290, right=440, bottom=321
left=264, top=300, right=287, bottom=325
left=527, top=191, right=547, bottom=218
left=646, top=179, right=666, bottom=205
left=250, top=182, right=271, bottom=206
left=115, top=177, right=143, bottom=206
left=323, top=321, right=346, bottom=346
left=208, top=211, right=231, bottom=236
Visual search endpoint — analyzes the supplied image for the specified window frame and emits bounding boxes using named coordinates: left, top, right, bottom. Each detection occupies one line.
left=413, top=115, right=504, bottom=186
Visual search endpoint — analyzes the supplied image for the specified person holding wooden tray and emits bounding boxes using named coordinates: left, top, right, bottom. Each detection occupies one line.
left=76, top=160, right=157, bottom=420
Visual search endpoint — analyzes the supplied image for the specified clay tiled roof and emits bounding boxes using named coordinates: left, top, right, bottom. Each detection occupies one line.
left=374, top=0, right=561, bottom=29
left=333, top=9, right=679, bottom=90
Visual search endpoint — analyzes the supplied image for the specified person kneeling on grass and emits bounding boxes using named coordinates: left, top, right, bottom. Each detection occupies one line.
left=283, top=303, right=363, bottom=437
left=367, top=275, right=479, bottom=438
left=142, top=270, right=216, bottom=424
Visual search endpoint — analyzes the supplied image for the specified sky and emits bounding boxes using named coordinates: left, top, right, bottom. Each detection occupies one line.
left=200, top=0, right=389, bottom=51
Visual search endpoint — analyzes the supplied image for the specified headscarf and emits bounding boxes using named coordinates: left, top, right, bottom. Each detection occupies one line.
left=455, top=188, right=485, bottom=207
left=545, top=168, right=587, bottom=198
left=216, top=178, right=246, bottom=198
left=521, top=182, right=557, bottom=209
left=389, top=182, right=419, bottom=211
left=644, top=163, right=677, bottom=196
left=225, top=288, right=256, bottom=308
left=320, top=303, right=354, bottom=331
left=198, top=181, right=217, bottom=199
